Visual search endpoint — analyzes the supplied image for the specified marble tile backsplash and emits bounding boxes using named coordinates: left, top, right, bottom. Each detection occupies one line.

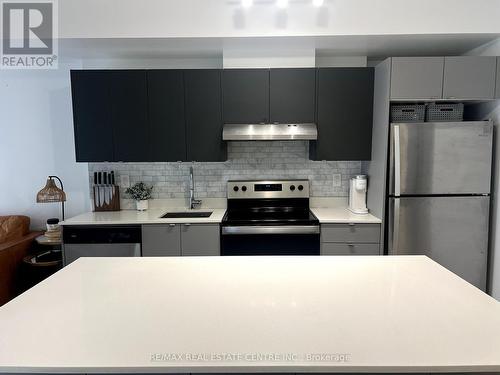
left=88, top=141, right=361, bottom=201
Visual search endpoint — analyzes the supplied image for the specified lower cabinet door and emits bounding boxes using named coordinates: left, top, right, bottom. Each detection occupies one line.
left=181, top=224, right=220, bottom=256
left=321, top=223, right=381, bottom=243
left=321, top=243, right=380, bottom=256
left=142, top=224, right=181, bottom=256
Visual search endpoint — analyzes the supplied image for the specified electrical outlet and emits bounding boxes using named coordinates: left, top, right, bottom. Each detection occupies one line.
left=120, top=174, right=130, bottom=188
left=332, top=173, right=342, bottom=187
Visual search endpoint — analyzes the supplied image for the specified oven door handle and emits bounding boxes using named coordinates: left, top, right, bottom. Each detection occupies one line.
left=221, top=225, right=320, bottom=235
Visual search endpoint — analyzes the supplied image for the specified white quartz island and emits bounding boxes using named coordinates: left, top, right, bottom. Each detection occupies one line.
left=0, top=256, right=499, bottom=374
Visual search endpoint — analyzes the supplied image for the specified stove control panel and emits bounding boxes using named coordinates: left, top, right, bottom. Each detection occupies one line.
left=227, top=180, right=310, bottom=199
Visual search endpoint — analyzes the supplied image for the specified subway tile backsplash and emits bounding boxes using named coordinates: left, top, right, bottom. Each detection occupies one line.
left=88, top=141, right=361, bottom=201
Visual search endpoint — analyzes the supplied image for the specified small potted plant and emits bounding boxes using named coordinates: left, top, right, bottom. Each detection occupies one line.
left=126, top=182, right=153, bottom=211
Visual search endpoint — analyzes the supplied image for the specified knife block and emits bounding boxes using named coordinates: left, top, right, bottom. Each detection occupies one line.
left=93, top=185, right=120, bottom=212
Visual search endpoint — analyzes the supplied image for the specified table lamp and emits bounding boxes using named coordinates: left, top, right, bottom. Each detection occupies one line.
left=36, top=176, right=66, bottom=220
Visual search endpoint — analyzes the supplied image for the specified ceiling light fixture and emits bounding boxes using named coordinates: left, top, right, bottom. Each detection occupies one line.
left=313, top=0, right=324, bottom=6
left=276, top=0, right=288, bottom=8
left=242, top=0, right=253, bottom=8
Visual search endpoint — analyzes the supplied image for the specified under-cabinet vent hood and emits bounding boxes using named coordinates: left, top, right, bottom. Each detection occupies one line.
left=222, top=123, right=318, bottom=141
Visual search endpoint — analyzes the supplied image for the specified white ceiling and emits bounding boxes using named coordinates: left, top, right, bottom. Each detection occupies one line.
left=60, top=34, right=500, bottom=61
left=59, top=0, right=500, bottom=39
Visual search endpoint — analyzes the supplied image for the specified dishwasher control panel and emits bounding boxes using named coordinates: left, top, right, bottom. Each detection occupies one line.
left=63, top=225, right=142, bottom=244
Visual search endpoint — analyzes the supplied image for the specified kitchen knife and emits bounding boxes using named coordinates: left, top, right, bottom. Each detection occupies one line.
left=104, top=174, right=110, bottom=206
left=98, top=172, right=104, bottom=207
left=110, top=171, right=116, bottom=206
left=93, top=172, right=98, bottom=209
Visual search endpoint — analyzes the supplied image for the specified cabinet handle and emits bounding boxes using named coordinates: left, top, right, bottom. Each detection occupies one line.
left=184, top=223, right=191, bottom=227
left=348, top=223, right=355, bottom=226
left=347, top=243, right=355, bottom=247
left=169, top=223, right=176, bottom=227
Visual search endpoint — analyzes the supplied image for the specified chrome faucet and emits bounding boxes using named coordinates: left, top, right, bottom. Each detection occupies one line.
left=189, top=166, right=202, bottom=210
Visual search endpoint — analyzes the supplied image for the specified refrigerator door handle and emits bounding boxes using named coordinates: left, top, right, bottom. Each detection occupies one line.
left=392, top=198, right=401, bottom=254
left=393, top=124, right=401, bottom=197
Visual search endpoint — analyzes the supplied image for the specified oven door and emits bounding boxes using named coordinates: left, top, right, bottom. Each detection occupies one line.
left=221, top=225, right=320, bottom=256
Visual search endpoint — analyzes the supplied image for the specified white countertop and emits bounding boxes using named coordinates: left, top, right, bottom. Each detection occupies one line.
left=310, top=207, right=382, bottom=224
left=60, top=208, right=227, bottom=225
left=61, top=207, right=380, bottom=226
left=0, top=256, right=499, bottom=373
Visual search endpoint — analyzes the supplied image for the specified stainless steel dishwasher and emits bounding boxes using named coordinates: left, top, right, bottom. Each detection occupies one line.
left=62, top=226, right=141, bottom=265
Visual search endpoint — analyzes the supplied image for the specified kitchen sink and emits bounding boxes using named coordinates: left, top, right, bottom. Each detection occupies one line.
left=161, top=211, right=213, bottom=219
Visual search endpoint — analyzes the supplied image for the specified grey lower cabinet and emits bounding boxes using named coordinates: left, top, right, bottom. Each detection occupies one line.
left=322, top=242, right=380, bottom=256
left=320, top=223, right=381, bottom=256
left=442, top=56, right=497, bottom=100
left=142, top=224, right=181, bottom=256
left=142, top=224, right=220, bottom=257
left=390, top=57, right=444, bottom=100
left=181, top=224, right=220, bottom=256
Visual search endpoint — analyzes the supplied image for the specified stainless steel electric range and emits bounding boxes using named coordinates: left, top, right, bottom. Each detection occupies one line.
left=221, top=180, right=320, bottom=256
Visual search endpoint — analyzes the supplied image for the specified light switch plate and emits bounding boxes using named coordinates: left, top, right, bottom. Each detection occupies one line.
left=332, top=173, right=342, bottom=187
left=120, top=175, right=130, bottom=188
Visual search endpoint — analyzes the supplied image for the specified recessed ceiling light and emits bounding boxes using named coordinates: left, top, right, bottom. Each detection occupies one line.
left=276, top=0, right=288, bottom=8
left=242, top=0, right=253, bottom=8
left=313, top=0, right=324, bottom=6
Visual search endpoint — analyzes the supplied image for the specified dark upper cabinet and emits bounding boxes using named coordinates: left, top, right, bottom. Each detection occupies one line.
left=147, top=70, right=187, bottom=161
left=311, top=68, right=374, bottom=161
left=110, top=70, right=149, bottom=162
left=71, top=70, right=114, bottom=162
left=270, top=68, right=316, bottom=123
left=223, top=69, right=269, bottom=124
left=71, top=67, right=375, bottom=163
left=184, top=70, right=226, bottom=162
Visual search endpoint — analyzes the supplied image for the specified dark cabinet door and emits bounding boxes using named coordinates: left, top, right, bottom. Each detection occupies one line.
left=223, top=69, right=269, bottom=124
left=311, top=68, right=374, bottom=161
left=110, top=70, right=149, bottom=162
left=270, top=68, right=316, bottom=123
left=184, top=69, right=226, bottom=162
left=71, top=70, right=114, bottom=162
left=147, top=70, right=187, bottom=161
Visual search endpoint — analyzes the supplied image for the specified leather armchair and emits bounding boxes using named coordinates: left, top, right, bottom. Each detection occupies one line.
left=0, top=216, right=42, bottom=306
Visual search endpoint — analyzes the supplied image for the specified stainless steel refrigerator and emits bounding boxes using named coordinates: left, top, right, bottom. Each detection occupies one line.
left=388, top=120, right=493, bottom=290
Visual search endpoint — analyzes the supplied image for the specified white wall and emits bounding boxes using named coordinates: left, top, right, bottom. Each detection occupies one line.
left=0, top=62, right=91, bottom=230
left=81, top=57, right=222, bottom=69
left=316, top=56, right=367, bottom=67
left=59, top=0, right=500, bottom=39
left=223, top=48, right=315, bottom=68
left=465, top=38, right=500, bottom=300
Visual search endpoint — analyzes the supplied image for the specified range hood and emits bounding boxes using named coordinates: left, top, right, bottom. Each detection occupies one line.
left=222, top=123, right=318, bottom=141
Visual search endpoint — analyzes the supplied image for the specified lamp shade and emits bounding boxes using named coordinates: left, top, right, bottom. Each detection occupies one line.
left=36, top=178, right=66, bottom=203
